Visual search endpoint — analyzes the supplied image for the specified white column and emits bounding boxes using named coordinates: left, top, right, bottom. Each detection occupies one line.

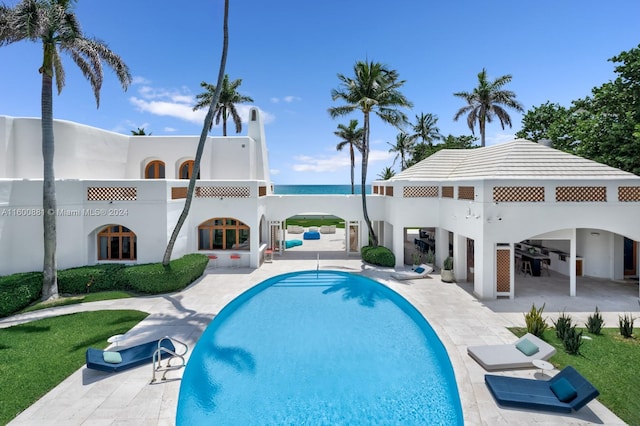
left=454, top=233, right=466, bottom=282
left=435, top=227, right=449, bottom=269
left=570, top=228, right=577, bottom=297
left=393, top=225, right=406, bottom=268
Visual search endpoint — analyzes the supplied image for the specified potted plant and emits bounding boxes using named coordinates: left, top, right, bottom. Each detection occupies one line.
left=425, top=249, right=435, bottom=268
left=441, top=256, right=455, bottom=283
left=411, top=251, right=422, bottom=269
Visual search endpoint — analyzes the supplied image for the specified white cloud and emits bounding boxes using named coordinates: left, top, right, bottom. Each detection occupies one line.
left=271, top=95, right=301, bottom=104
left=270, top=168, right=280, bottom=175
left=290, top=148, right=393, bottom=174
left=163, top=127, right=178, bottom=132
left=270, top=97, right=280, bottom=104
left=131, top=76, right=151, bottom=85
left=129, top=81, right=275, bottom=127
left=486, top=132, right=517, bottom=146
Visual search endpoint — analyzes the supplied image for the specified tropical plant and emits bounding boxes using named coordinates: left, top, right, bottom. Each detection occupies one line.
left=524, top=303, right=548, bottom=337
left=334, top=119, right=363, bottom=194
left=377, top=166, right=395, bottom=180
left=131, top=127, right=151, bottom=136
left=0, top=0, right=131, bottom=300
left=163, top=0, right=229, bottom=265
left=193, top=74, right=253, bottom=136
left=619, top=313, right=635, bottom=338
left=443, top=256, right=453, bottom=270
left=329, top=60, right=412, bottom=246
left=562, top=325, right=584, bottom=355
left=453, top=68, right=524, bottom=147
left=425, top=249, right=435, bottom=265
left=552, top=312, right=573, bottom=341
left=387, top=132, right=416, bottom=170
left=585, top=306, right=604, bottom=335
left=411, top=112, right=441, bottom=148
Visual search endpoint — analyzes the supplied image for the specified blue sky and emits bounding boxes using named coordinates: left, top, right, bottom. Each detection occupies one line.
left=1, top=0, right=639, bottom=184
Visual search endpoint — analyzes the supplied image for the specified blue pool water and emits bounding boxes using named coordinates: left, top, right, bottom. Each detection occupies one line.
left=177, top=271, right=463, bottom=425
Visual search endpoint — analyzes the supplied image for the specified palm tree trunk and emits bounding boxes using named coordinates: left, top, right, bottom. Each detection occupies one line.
left=349, top=144, right=355, bottom=194
left=222, top=107, right=228, bottom=136
left=361, top=111, right=377, bottom=246
left=162, top=0, right=229, bottom=266
left=41, top=52, right=58, bottom=300
left=480, top=112, right=486, bottom=147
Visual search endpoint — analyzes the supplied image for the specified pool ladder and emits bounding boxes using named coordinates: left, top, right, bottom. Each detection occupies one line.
left=151, top=336, right=188, bottom=383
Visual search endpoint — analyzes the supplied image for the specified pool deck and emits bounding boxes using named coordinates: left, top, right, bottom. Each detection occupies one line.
left=3, top=232, right=637, bottom=425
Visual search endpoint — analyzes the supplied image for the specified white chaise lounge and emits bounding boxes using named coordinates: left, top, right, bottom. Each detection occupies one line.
left=467, top=333, right=556, bottom=371
left=390, top=264, right=433, bottom=280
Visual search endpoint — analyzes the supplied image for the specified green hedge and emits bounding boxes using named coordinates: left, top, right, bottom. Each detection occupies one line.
left=0, top=254, right=209, bottom=318
left=0, top=272, right=43, bottom=317
left=361, top=245, right=396, bottom=267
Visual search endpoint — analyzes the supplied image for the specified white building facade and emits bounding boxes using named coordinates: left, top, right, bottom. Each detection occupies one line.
left=1, top=110, right=638, bottom=300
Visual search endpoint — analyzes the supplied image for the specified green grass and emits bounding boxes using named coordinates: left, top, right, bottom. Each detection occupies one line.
left=19, top=291, right=134, bottom=313
left=0, top=310, right=148, bottom=424
left=510, top=327, right=639, bottom=425
left=286, top=216, right=345, bottom=228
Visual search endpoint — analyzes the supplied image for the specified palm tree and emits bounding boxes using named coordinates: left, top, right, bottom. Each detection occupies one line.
left=387, top=132, right=416, bottom=170
left=453, top=68, right=524, bottom=147
left=163, top=0, right=229, bottom=266
left=378, top=166, right=395, bottom=180
left=193, top=74, right=253, bottom=136
left=1, top=0, right=131, bottom=300
left=329, top=60, right=412, bottom=246
left=334, top=119, right=363, bottom=194
left=131, top=127, right=151, bottom=135
left=411, top=112, right=441, bottom=147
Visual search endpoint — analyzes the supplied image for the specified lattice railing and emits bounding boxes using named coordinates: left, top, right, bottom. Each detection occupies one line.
left=556, top=186, right=606, bottom=202
left=618, top=186, right=640, bottom=202
left=195, top=186, right=250, bottom=198
left=403, top=186, right=438, bottom=198
left=87, top=187, right=137, bottom=201
left=458, top=186, right=475, bottom=200
left=385, top=186, right=394, bottom=196
left=496, top=249, right=511, bottom=293
left=493, top=186, right=545, bottom=202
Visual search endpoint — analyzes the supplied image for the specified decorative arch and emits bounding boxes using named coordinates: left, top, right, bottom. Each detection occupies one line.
left=97, top=225, right=137, bottom=260
left=178, top=159, right=200, bottom=179
left=145, top=160, right=165, bottom=179
left=198, top=218, right=249, bottom=250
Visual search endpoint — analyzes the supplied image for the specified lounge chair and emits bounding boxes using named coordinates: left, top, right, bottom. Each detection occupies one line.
left=86, top=336, right=186, bottom=375
left=485, top=366, right=599, bottom=413
left=390, top=264, right=433, bottom=280
left=467, top=333, right=556, bottom=371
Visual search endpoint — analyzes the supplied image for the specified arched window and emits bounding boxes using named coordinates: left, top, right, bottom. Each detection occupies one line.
left=98, top=225, right=137, bottom=260
left=179, top=160, right=200, bottom=179
left=198, top=218, right=249, bottom=250
left=250, top=109, right=257, bottom=121
left=145, top=160, right=165, bottom=179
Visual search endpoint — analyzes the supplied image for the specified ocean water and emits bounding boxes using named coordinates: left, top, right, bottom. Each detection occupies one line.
left=274, top=184, right=371, bottom=194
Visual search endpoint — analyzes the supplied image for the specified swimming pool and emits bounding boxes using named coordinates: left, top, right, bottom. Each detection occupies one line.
left=177, top=271, right=463, bottom=425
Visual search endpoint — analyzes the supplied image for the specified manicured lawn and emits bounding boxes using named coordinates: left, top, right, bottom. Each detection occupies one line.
left=20, top=291, right=134, bottom=313
left=511, top=327, right=639, bottom=425
left=286, top=216, right=345, bottom=228
left=0, top=310, right=148, bottom=424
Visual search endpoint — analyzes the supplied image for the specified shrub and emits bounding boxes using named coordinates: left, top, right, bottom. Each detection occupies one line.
left=552, top=311, right=573, bottom=341
left=443, top=256, right=453, bottom=270
left=0, top=272, right=42, bottom=317
left=361, top=245, right=396, bottom=267
left=562, top=325, right=584, bottom=355
left=585, top=306, right=604, bottom=335
left=123, top=254, right=209, bottom=294
left=619, top=313, right=635, bottom=338
left=425, top=249, right=435, bottom=265
left=524, top=303, right=548, bottom=337
left=58, top=264, right=127, bottom=294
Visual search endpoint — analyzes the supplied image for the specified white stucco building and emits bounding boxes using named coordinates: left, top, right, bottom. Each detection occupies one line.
left=1, top=109, right=639, bottom=300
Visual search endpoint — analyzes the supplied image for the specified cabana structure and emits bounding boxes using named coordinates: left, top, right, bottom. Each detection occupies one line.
left=1, top=109, right=639, bottom=300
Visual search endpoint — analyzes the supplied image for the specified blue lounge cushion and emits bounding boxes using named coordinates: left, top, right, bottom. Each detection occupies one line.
left=515, top=338, right=539, bottom=356
left=414, top=266, right=425, bottom=274
left=285, top=240, right=302, bottom=249
left=550, top=377, right=578, bottom=402
left=303, top=231, right=320, bottom=240
left=103, top=351, right=122, bottom=364
left=86, top=338, right=176, bottom=373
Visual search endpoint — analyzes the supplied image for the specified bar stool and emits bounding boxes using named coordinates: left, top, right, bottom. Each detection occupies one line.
left=230, top=253, right=241, bottom=268
left=541, top=259, right=550, bottom=276
left=514, top=255, right=523, bottom=275
left=522, top=260, right=533, bottom=277
left=207, top=254, right=218, bottom=268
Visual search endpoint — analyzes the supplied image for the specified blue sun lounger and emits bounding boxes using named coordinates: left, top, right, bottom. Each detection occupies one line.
left=86, top=336, right=187, bottom=381
left=485, top=366, right=599, bottom=413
